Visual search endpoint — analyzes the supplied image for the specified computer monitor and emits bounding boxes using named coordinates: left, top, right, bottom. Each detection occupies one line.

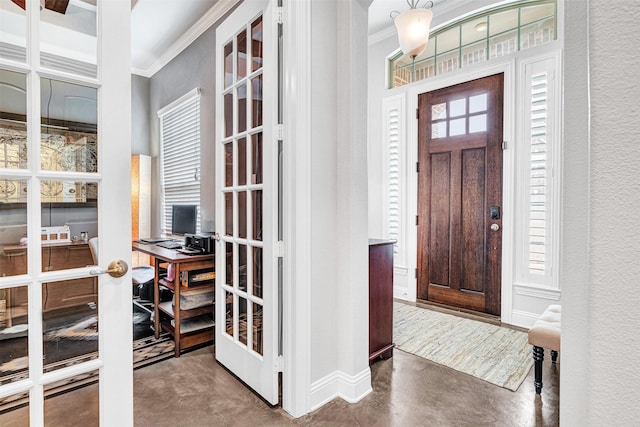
left=171, top=205, right=197, bottom=236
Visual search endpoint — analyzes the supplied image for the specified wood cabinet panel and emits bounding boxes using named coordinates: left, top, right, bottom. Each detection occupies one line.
left=369, top=239, right=396, bottom=362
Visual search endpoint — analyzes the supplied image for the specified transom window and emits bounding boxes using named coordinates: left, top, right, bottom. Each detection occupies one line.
left=389, top=0, right=557, bottom=88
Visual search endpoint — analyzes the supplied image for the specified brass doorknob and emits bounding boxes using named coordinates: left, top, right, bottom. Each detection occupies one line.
left=89, top=260, right=129, bottom=278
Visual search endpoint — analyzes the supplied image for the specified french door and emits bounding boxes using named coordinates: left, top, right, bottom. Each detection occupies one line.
left=0, top=0, right=133, bottom=425
left=215, top=0, right=279, bottom=405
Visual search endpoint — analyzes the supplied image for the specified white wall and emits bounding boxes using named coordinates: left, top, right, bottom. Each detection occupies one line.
left=284, top=0, right=372, bottom=415
left=307, top=0, right=372, bottom=408
left=557, top=0, right=589, bottom=422
left=560, top=0, right=640, bottom=423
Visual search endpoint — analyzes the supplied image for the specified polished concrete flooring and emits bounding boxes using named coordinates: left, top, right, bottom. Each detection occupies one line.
left=1, top=341, right=559, bottom=426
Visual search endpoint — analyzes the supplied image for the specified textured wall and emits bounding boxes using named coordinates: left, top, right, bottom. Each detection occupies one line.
left=586, top=0, right=640, bottom=423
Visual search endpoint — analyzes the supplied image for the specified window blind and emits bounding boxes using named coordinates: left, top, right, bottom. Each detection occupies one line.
left=158, top=89, right=201, bottom=235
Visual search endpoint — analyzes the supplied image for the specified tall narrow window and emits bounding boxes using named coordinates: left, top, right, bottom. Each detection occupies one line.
left=518, top=56, right=559, bottom=287
left=387, top=108, right=400, bottom=249
left=528, top=71, right=548, bottom=275
left=383, top=94, right=406, bottom=264
left=158, top=88, right=201, bottom=235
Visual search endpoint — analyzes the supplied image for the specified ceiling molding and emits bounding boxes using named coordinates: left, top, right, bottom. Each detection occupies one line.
left=132, top=0, right=240, bottom=78
left=368, top=25, right=396, bottom=46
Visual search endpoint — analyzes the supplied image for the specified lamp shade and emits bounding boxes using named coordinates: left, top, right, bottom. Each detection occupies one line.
left=394, top=7, right=433, bottom=58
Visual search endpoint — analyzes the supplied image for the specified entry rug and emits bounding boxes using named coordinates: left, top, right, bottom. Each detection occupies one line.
left=393, top=302, right=533, bottom=391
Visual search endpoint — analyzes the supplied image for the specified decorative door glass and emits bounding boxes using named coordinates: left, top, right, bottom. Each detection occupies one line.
left=221, top=13, right=265, bottom=357
left=0, top=1, right=132, bottom=423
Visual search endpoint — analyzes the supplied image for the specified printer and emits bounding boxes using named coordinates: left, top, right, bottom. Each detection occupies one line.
left=184, top=233, right=214, bottom=254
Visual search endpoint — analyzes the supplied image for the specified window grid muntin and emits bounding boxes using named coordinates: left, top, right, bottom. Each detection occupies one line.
left=430, top=94, right=488, bottom=139
left=220, top=13, right=264, bottom=357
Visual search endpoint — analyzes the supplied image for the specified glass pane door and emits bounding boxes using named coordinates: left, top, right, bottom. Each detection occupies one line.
left=216, top=0, right=277, bottom=405
left=0, top=1, right=132, bottom=424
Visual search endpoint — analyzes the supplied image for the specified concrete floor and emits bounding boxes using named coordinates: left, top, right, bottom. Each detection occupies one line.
left=1, top=342, right=559, bottom=426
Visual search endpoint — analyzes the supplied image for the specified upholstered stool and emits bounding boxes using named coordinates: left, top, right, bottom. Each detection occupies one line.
left=527, top=304, right=561, bottom=395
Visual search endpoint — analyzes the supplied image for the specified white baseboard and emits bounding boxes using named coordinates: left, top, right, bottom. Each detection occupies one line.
left=511, top=309, right=542, bottom=329
left=309, top=368, right=372, bottom=412
left=393, top=285, right=409, bottom=300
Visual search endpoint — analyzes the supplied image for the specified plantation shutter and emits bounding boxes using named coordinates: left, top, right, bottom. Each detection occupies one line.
left=386, top=107, right=400, bottom=250
left=528, top=71, right=548, bottom=275
left=519, top=56, right=559, bottom=288
left=382, top=94, right=406, bottom=266
left=158, top=88, right=201, bottom=234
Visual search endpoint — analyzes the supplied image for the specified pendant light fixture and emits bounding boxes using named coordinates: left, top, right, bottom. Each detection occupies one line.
left=391, top=0, right=434, bottom=59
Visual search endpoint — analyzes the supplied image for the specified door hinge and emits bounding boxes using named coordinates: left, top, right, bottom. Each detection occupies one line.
left=275, top=6, right=283, bottom=24
left=274, top=123, right=284, bottom=141
left=275, top=240, right=284, bottom=258
left=502, top=140, right=506, bottom=150
left=415, top=215, right=419, bottom=226
left=415, top=268, right=418, bottom=279
left=416, top=161, right=419, bottom=173
left=274, top=355, right=284, bottom=372
left=416, top=108, right=419, bottom=120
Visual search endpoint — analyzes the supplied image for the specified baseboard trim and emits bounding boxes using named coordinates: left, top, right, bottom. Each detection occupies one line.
left=309, top=367, right=372, bottom=411
left=511, top=309, right=543, bottom=329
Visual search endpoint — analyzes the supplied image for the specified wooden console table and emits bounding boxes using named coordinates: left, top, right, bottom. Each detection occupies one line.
left=369, top=238, right=396, bottom=362
left=131, top=242, right=215, bottom=357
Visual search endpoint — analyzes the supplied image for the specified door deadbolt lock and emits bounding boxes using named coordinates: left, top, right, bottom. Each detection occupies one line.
left=490, top=206, right=501, bottom=220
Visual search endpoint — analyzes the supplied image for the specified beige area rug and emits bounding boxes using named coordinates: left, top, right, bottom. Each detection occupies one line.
left=393, top=302, right=533, bottom=391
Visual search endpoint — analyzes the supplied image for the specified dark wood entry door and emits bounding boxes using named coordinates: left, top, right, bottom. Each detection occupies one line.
left=417, top=73, right=504, bottom=316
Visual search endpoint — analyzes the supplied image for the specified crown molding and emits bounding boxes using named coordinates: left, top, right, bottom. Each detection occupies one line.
left=368, top=25, right=396, bottom=46
left=131, top=0, right=240, bottom=78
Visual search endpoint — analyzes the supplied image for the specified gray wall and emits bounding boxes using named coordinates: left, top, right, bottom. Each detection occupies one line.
left=147, top=25, right=217, bottom=235
left=131, top=74, right=150, bottom=156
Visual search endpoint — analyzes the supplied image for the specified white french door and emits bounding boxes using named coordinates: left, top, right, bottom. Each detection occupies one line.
left=0, top=0, right=133, bottom=425
left=215, top=0, right=279, bottom=405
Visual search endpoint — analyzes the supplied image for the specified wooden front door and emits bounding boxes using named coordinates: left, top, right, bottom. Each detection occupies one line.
left=417, top=73, right=504, bottom=316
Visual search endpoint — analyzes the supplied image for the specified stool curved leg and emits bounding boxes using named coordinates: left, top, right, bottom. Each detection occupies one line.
left=533, top=345, right=544, bottom=394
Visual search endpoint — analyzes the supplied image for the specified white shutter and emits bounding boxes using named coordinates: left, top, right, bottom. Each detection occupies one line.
left=158, top=88, right=201, bottom=234
left=382, top=94, right=406, bottom=267
left=528, top=71, right=548, bottom=274
left=518, top=55, right=559, bottom=287
left=387, top=107, right=400, bottom=248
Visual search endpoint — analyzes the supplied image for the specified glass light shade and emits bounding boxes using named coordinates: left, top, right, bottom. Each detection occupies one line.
left=394, top=7, right=433, bottom=58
